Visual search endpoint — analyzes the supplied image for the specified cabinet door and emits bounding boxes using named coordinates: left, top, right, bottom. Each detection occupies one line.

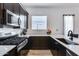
left=24, top=12, right=28, bottom=29
left=0, top=4, right=2, bottom=24
left=19, top=5, right=24, bottom=15
left=4, top=3, right=20, bottom=15
left=0, top=3, right=4, bottom=24
left=4, top=3, right=13, bottom=12
left=49, top=38, right=66, bottom=56
left=13, top=3, right=20, bottom=15
left=19, top=5, right=26, bottom=29
left=25, top=12, right=28, bottom=29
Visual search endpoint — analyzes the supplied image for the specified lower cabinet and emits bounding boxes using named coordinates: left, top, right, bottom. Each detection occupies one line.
left=28, top=36, right=50, bottom=49
left=49, top=37, right=66, bottom=56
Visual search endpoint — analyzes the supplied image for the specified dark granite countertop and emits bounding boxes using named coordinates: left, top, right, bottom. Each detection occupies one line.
left=0, top=37, right=27, bottom=45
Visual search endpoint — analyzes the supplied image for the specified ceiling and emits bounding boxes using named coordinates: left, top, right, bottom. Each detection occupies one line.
left=21, top=3, right=79, bottom=8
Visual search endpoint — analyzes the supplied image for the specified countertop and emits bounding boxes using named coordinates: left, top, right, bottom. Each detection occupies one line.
left=0, top=28, right=27, bottom=56
left=20, top=34, right=79, bottom=56
left=0, top=27, right=79, bottom=56
left=0, top=28, right=23, bottom=35
left=19, top=34, right=64, bottom=38
left=50, top=35, right=79, bottom=56
left=0, top=37, right=27, bottom=45
left=0, top=45, right=16, bottom=56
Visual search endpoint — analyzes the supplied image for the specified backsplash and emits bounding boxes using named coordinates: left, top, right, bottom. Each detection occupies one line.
left=27, top=29, right=47, bottom=35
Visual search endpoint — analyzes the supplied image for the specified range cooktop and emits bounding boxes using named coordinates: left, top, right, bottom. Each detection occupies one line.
left=0, top=37, right=27, bottom=45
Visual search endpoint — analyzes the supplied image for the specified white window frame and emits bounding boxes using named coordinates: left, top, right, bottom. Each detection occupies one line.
left=32, top=16, right=47, bottom=30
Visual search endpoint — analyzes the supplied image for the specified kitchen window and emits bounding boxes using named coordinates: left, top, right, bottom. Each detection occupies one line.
left=32, top=16, right=47, bottom=30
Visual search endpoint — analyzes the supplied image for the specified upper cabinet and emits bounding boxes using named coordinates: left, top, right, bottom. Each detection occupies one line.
left=19, top=4, right=28, bottom=29
left=4, top=3, right=14, bottom=12
left=4, top=3, right=20, bottom=15
left=0, top=3, right=4, bottom=24
left=12, top=3, right=20, bottom=15
left=0, top=4, right=2, bottom=24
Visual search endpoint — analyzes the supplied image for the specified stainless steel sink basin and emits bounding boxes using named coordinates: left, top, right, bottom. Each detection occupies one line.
left=57, top=39, right=79, bottom=45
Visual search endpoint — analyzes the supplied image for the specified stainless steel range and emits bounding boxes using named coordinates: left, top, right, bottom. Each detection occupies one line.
left=0, top=37, right=28, bottom=52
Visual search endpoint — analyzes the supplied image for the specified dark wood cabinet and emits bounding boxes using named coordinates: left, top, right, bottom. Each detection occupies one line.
left=0, top=3, right=4, bottom=24
left=4, top=3, right=20, bottom=15
left=13, top=3, right=20, bottom=15
left=19, top=5, right=24, bottom=15
left=25, top=12, right=28, bottom=29
left=4, top=3, right=14, bottom=12
left=28, top=36, right=50, bottom=49
left=0, top=4, right=2, bottom=24
left=19, top=5, right=28, bottom=29
left=49, top=38, right=66, bottom=56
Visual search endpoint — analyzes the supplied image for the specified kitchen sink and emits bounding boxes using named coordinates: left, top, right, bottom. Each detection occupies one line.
left=57, top=39, right=79, bottom=45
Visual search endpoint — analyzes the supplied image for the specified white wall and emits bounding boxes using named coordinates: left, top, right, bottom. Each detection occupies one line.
left=26, top=7, right=79, bottom=35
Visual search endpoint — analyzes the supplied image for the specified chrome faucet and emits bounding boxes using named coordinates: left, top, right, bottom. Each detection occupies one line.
left=68, top=30, right=73, bottom=41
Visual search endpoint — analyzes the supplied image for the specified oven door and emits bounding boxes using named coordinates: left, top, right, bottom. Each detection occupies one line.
left=17, top=39, right=28, bottom=52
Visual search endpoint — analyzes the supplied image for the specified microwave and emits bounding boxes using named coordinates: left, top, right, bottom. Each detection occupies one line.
left=6, top=9, right=20, bottom=27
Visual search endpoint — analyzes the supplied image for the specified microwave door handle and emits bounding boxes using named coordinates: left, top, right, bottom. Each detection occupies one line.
left=18, top=18, right=20, bottom=25
left=18, top=18, right=21, bottom=25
